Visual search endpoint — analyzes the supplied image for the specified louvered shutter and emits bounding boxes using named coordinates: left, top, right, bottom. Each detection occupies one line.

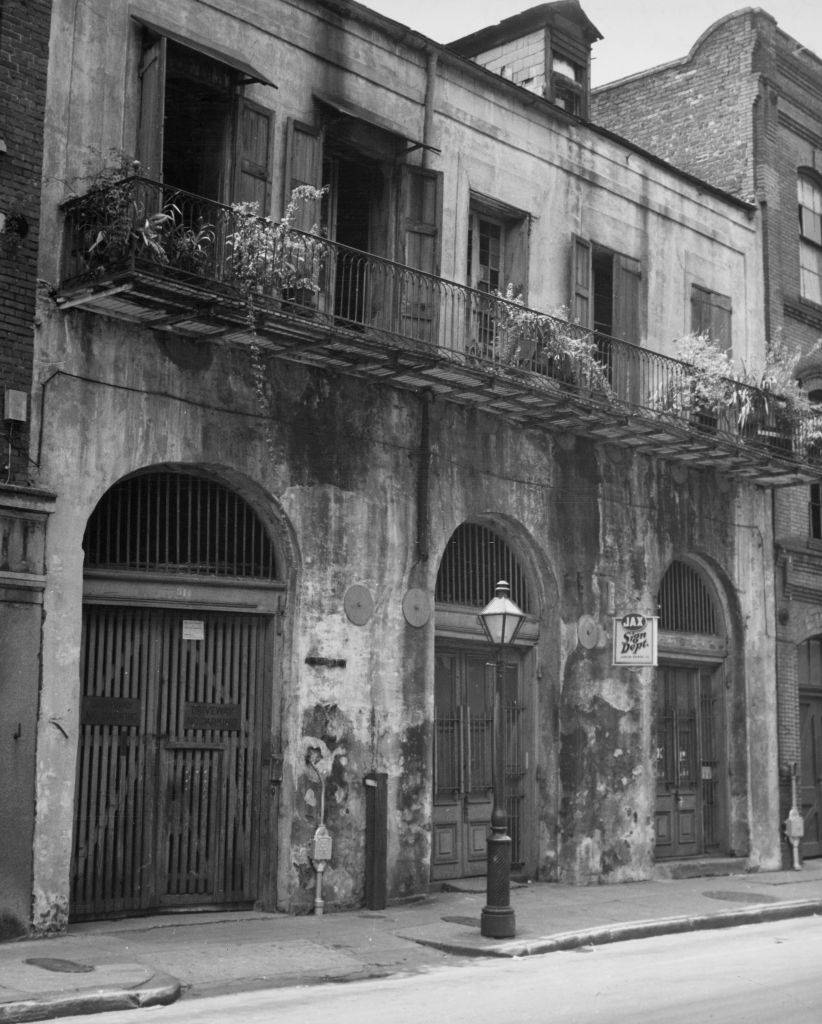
left=234, top=99, right=274, bottom=213
left=137, top=37, right=166, bottom=181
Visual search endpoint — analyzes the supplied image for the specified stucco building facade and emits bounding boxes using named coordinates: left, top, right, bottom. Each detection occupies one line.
left=592, top=7, right=822, bottom=865
left=3, top=0, right=819, bottom=935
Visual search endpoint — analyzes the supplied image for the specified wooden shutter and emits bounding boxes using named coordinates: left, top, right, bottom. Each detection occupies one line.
left=399, top=166, right=442, bottom=274
left=503, top=217, right=530, bottom=300
left=571, top=235, right=592, bottom=328
left=284, top=119, right=323, bottom=231
left=397, top=166, right=442, bottom=344
left=137, top=37, right=166, bottom=181
left=613, top=254, right=642, bottom=343
left=611, top=254, right=642, bottom=403
left=234, top=99, right=274, bottom=213
left=711, top=293, right=732, bottom=353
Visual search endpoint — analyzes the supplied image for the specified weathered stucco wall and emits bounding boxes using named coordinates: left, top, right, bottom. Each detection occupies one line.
left=28, top=296, right=781, bottom=927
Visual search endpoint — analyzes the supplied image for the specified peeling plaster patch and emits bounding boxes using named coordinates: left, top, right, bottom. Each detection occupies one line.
left=32, top=893, right=68, bottom=935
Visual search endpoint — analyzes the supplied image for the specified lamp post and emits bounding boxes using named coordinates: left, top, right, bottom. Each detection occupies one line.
left=477, top=579, right=526, bottom=939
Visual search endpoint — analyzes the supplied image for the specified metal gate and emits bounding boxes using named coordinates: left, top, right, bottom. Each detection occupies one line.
left=72, top=605, right=270, bottom=918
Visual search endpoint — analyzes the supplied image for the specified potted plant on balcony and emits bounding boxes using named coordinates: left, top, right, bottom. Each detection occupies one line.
left=734, top=337, right=817, bottom=455
left=663, top=332, right=737, bottom=432
left=226, top=185, right=328, bottom=328
left=483, top=286, right=611, bottom=395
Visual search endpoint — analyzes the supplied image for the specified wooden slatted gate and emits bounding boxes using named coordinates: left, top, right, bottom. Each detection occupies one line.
left=72, top=605, right=271, bottom=918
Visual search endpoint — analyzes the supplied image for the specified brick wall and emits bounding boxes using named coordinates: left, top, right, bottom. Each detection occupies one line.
left=0, top=0, right=51, bottom=482
left=591, top=12, right=761, bottom=202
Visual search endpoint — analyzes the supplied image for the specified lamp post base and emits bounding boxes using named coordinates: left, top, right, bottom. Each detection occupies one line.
left=481, top=829, right=516, bottom=939
left=480, top=903, right=516, bottom=939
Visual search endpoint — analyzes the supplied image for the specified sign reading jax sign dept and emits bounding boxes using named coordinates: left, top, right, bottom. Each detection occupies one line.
left=612, top=613, right=658, bottom=666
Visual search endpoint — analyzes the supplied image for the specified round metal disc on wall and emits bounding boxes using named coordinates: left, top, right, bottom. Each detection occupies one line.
left=344, top=584, right=374, bottom=626
left=671, top=462, right=688, bottom=485
left=402, top=588, right=432, bottom=627
left=577, top=614, right=599, bottom=650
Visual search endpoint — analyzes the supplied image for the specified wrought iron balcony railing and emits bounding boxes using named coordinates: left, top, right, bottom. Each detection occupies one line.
left=58, top=177, right=821, bottom=478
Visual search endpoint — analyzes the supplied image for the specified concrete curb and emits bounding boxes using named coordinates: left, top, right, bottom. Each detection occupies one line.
left=0, top=971, right=181, bottom=1024
left=409, top=898, right=822, bottom=959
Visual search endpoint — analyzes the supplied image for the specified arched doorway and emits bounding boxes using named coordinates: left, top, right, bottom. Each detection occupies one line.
left=797, top=637, right=822, bottom=858
left=431, top=523, right=539, bottom=882
left=654, top=560, right=729, bottom=860
left=71, top=470, right=286, bottom=919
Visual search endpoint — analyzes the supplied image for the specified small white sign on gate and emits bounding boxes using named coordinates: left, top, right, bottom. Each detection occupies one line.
left=182, top=619, right=205, bottom=641
left=612, top=613, right=657, bottom=666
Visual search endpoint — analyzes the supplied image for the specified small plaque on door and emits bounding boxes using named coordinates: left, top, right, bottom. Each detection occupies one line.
left=182, top=619, right=205, bottom=641
left=184, top=702, right=241, bottom=732
left=82, top=697, right=141, bottom=727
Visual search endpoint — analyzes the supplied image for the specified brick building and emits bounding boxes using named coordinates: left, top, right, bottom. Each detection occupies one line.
left=0, top=0, right=55, bottom=938
left=592, top=8, right=822, bottom=862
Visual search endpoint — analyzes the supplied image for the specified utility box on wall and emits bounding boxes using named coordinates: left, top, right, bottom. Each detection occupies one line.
left=364, top=771, right=388, bottom=910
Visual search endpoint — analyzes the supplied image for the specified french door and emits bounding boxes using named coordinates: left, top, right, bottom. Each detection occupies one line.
left=72, top=605, right=271, bottom=919
left=654, top=664, right=723, bottom=859
left=432, top=648, right=526, bottom=881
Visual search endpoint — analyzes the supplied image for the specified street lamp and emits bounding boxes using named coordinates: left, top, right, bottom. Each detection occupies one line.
left=477, top=579, right=526, bottom=939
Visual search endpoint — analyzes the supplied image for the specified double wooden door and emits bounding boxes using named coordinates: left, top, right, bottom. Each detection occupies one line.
left=432, top=649, right=526, bottom=881
left=800, top=692, right=822, bottom=857
left=72, top=605, right=272, bottom=919
left=654, top=664, right=723, bottom=859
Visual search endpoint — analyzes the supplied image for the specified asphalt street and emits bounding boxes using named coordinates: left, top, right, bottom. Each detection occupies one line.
left=45, top=916, right=822, bottom=1024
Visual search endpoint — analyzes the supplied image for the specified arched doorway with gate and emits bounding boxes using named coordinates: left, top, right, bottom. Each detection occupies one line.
left=653, top=559, right=731, bottom=861
left=71, top=468, right=289, bottom=920
left=431, top=521, right=543, bottom=882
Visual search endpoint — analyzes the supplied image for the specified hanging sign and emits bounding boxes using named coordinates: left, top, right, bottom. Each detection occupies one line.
left=612, top=613, right=658, bottom=666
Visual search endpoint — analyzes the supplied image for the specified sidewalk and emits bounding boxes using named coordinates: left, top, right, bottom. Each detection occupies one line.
left=3, top=862, right=822, bottom=1022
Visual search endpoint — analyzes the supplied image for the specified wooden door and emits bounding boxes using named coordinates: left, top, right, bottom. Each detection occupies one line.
left=654, top=665, right=723, bottom=859
left=432, top=649, right=525, bottom=881
left=72, top=606, right=271, bottom=918
left=800, top=692, right=822, bottom=858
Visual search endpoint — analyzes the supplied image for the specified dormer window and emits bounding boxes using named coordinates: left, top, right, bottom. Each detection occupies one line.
left=551, top=51, right=585, bottom=115
left=447, top=2, right=601, bottom=121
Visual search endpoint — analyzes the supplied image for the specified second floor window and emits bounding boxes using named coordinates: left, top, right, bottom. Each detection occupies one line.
left=799, top=174, right=822, bottom=305
left=691, top=285, right=732, bottom=354
left=137, top=31, right=273, bottom=209
left=572, top=236, right=642, bottom=344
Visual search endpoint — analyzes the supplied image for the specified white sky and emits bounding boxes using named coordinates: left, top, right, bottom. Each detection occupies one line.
left=362, top=0, right=822, bottom=87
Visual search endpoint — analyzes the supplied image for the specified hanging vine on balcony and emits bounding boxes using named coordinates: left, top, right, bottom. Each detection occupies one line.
left=224, top=186, right=328, bottom=454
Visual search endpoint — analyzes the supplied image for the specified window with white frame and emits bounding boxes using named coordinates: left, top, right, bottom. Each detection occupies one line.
left=799, top=173, right=822, bottom=305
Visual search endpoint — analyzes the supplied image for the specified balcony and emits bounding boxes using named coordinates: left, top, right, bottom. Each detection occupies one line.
left=56, top=178, right=821, bottom=487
